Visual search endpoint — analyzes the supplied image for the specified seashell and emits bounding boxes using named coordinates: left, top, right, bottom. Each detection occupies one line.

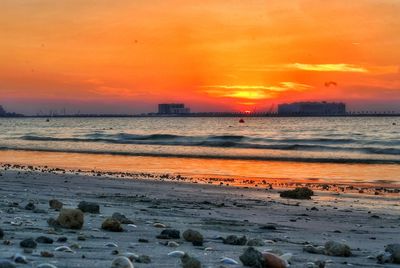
left=220, top=257, right=238, bottom=265
left=167, top=250, right=185, bottom=258
left=127, top=224, right=137, bottom=228
left=167, top=241, right=179, bottom=247
left=106, top=242, right=119, bottom=248
left=54, top=246, right=74, bottom=253
left=153, top=223, right=166, bottom=228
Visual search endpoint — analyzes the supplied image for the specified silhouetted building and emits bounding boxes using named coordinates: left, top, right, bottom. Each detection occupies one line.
left=158, top=103, right=190, bottom=114
left=0, top=105, right=6, bottom=116
left=278, top=101, right=346, bottom=115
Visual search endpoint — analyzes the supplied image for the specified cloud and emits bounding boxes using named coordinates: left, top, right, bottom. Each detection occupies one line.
left=201, top=82, right=313, bottom=100
left=240, top=63, right=371, bottom=73
left=290, top=63, right=368, bottom=72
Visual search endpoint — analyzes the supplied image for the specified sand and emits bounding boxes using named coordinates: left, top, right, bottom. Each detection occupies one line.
left=0, top=164, right=399, bottom=267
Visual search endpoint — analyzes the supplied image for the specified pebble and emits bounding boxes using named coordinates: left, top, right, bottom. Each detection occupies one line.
left=385, top=244, right=400, bottom=263
left=57, top=209, right=84, bottom=229
left=41, top=251, right=54, bottom=258
left=78, top=201, right=100, bottom=213
left=111, top=256, right=134, bottom=268
left=20, top=238, right=37, bottom=249
left=262, top=252, right=288, bottom=268
left=223, top=235, right=247, bottom=245
left=181, top=253, right=201, bottom=268
left=168, top=251, right=185, bottom=258
left=182, top=229, right=204, bottom=246
left=25, top=202, right=35, bottom=210
left=12, top=253, right=28, bottom=264
left=102, top=218, right=123, bottom=232
left=36, top=236, right=54, bottom=244
left=157, top=229, right=180, bottom=239
left=49, top=199, right=63, bottom=210
left=240, top=247, right=264, bottom=267
left=324, top=241, right=351, bottom=257
left=112, top=212, right=134, bottom=224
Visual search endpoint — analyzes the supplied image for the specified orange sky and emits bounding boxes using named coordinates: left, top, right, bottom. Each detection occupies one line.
left=1, top=0, right=399, bottom=114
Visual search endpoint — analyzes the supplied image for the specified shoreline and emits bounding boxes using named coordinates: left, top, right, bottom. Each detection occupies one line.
left=1, top=150, right=399, bottom=191
left=0, top=164, right=399, bottom=267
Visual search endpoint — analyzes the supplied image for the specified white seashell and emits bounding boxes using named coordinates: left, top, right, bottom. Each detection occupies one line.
left=105, top=242, right=119, bottom=248
left=127, top=224, right=137, bottom=228
left=220, top=257, right=238, bottom=265
left=167, top=251, right=185, bottom=257
left=153, top=223, right=166, bottom=228
left=204, top=247, right=214, bottom=251
left=167, top=241, right=179, bottom=247
left=54, top=246, right=74, bottom=253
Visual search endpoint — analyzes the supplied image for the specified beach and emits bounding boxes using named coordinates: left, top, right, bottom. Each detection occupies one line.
left=0, top=164, right=399, bottom=267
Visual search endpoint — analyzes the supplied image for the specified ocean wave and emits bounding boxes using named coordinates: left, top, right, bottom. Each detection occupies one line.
left=20, top=134, right=400, bottom=155
left=1, top=146, right=399, bottom=164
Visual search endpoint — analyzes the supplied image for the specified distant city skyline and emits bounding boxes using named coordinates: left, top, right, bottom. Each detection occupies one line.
left=1, top=1, right=399, bottom=115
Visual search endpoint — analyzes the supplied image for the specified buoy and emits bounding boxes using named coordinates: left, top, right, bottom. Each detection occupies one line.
left=239, top=119, right=245, bottom=123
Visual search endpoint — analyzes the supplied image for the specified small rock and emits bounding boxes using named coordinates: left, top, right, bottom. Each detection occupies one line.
left=240, top=247, right=264, bottom=267
left=57, top=209, right=84, bottom=229
left=385, top=244, right=400, bottom=263
left=324, top=241, right=351, bottom=257
left=102, top=218, right=123, bottom=232
left=78, top=201, right=100, bottom=213
left=112, top=213, right=134, bottom=224
left=111, top=256, right=134, bottom=268
left=56, top=236, right=67, bottom=243
left=181, top=253, right=201, bottom=268
left=138, top=238, right=149, bottom=243
left=25, top=202, right=35, bottom=210
left=47, top=218, right=61, bottom=228
left=40, top=251, right=54, bottom=258
left=223, top=235, right=247, bottom=245
left=280, top=187, right=314, bottom=199
left=49, top=199, right=63, bottom=210
left=183, top=229, right=204, bottom=246
left=20, top=238, right=37, bottom=249
left=157, top=229, right=180, bottom=239
left=135, top=255, right=151, bottom=264
left=12, top=253, right=28, bottom=264
left=262, top=252, right=288, bottom=268
left=36, top=236, right=54, bottom=244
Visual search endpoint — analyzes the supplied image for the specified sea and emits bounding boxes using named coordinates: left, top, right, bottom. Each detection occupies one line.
left=0, top=117, right=399, bottom=185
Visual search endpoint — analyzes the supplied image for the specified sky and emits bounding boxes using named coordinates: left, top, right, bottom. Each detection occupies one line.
left=1, top=0, right=399, bottom=115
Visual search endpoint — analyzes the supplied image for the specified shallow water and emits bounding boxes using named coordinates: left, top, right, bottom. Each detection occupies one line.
left=0, top=117, right=399, bottom=184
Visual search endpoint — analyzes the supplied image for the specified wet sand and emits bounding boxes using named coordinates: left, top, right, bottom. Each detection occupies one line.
left=0, top=164, right=399, bottom=267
